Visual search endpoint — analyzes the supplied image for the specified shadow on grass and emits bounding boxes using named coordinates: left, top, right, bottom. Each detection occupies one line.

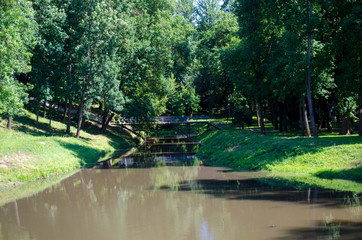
left=12, top=113, right=101, bottom=142
left=199, top=129, right=362, bottom=174
left=5, top=112, right=135, bottom=168
left=316, top=166, right=362, bottom=183
left=11, top=110, right=134, bottom=148
left=101, top=124, right=136, bottom=151
left=55, top=140, right=108, bottom=168
left=275, top=220, right=362, bottom=240
left=11, top=115, right=69, bottom=137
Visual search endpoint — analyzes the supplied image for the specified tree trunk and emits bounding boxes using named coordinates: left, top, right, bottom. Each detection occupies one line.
left=278, top=102, right=287, bottom=132
left=359, top=104, right=362, bottom=136
left=299, top=99, right=305, bottom=136
left=66, top=99, right=72, bottom=134
left=278, top=103, right=283, bottom=132
left=62, top=100, right=68, bottom=123
left=101, top=112, right=115, bottom=133
left=76, top=100, right=84, bottom=138
left=81, top=106, right=87, bottom=129
left=272, top=104, right=278, bottom=130
left=315, top=103, right=321, bottom=130
left=327, top=114, right=333, bottom=133
left=36, top=101, right=40, bottom=128
left=256, top=109, right=260, bottom=127
left=7, top=116, right=12, bottom=130
left=317, top=101, right=324, bottom=130
left=76, top=12, right=92, bottom=139
left=49, top=114, right=52, bottom=131
left=340, top=111, right=354, bottom=135
left=302, top=98, right=311, bottom=137
left=101, top=109, right=109, bottom=131
left=43, top=101, right=47, bottom=118
left=306, top=0, right=318, bottom=138
left=318, top=100, right=333, bottom=132
left=282, top=103, right=287, bottom=132
left=318, top=116, right=324, bottom=131
left=258, top=101, right=265, bottom=135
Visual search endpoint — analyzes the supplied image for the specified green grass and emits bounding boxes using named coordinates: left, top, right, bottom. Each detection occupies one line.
left=197, top=127, right=362, bottom=193
left=0, top=110, right=134, bottom=189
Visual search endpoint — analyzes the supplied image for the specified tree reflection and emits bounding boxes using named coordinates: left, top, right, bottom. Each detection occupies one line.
left=0, top=168, right=360, bottom=240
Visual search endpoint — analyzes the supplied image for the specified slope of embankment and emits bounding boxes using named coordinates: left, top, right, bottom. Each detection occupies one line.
left=198, top=129, right=362, bottom=193
left=0, top=110, right=133, bottom=191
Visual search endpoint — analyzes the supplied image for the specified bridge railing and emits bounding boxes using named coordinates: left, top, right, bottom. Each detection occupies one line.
left=119, top=115, right=210, bottom=124
left=155, top=115, right=210, bottom=123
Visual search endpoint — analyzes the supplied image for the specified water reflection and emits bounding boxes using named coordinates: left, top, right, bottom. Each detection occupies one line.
left=117, top=154, right=199, bottom=169
left=200, top=219, right=214, bottom=240
left=0, top=166, right=361, bottom=240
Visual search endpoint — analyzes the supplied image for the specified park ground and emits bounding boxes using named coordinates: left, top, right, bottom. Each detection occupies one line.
left=197, top=122, right=362, bottom=193
left=0, top=110, right=135, bottom=201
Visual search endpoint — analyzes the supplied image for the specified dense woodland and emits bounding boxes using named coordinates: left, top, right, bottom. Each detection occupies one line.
left=0, top=0, right=361, bottom=138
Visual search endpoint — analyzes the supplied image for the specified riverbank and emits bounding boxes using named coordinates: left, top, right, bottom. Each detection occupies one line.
left=0, top=110, right=134, bottom=190
left=197, top=128, right=362, bottom=193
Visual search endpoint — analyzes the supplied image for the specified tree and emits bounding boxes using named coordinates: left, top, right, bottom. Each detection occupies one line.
left=0, top=0, right=36, bottom=129
left=225, top=0, right=277, bottom=135
left=326, top=0, right=362, bottom=135
left=176, top=0, right=196, bottom=23
left=305, top=0, right=318, bottom=138
left=120, top=0, right=182, bottom=123
left=166, top=74, right=200, bottom=116
left=31, top=0, right=68, bottom=129
left=194, top=0, right=238, bottom=113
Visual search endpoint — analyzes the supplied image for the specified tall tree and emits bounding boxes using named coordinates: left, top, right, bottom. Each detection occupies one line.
left=31, top=0, right=68, bottom=129
left=120, top=0, right=181, bottom=123
left=326, top=0, right=362, bottom=135
left=194, top=0, right=238, bottom=113
left=226, top=0, right=277, bottom=135
left=305, top=0, right=318, bottom=138
left=0, top=0, right=36, bottom=129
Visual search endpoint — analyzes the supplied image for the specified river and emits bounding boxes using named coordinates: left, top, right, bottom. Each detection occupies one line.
left=0, top=159, right=361, bottom=240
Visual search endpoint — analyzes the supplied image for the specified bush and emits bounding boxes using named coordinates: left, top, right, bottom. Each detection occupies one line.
left=232, top=105, right=252, bottom=128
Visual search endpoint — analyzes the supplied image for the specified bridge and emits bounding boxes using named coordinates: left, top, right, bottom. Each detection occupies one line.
left=117, top=116, right=224, bottom=139
left=99, top=116, right=224, bottom=168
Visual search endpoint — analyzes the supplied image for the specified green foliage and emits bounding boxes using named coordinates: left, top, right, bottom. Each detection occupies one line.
left=232, top=104, right=252, bottom=128
left=194, top=2, right=239, bottom=111
left=166, top=74, right=200, bottom=116
left=0, top=0, right=36, bottom=76
left=176, top=0, right=196, bottom=23
left=2, top=0, right=361, bottom=135
left=0, top=0, right=36, bottom=118
left=0, top=78, right=29, bottom=117
left=30, top=0, right=67, bottom=104
left=336, top=94, right=359, bottom=121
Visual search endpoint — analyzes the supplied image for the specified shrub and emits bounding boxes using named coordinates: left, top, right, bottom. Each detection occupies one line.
left=232, top=105, right=252, bottom=128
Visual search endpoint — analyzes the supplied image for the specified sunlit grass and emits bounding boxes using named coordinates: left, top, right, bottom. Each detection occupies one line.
left=198, top=128, right=362, bottom=192
left=0, top=110, right=132, bottom=189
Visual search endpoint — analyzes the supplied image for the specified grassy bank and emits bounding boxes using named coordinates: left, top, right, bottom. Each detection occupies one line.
left=197, top=128, right=362, bottom=193
left=0, top=110, right=134, bottom=190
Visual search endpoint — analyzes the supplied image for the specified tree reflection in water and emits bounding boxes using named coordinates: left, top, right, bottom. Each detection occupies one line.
left=0, top=166, right=360, bottom=240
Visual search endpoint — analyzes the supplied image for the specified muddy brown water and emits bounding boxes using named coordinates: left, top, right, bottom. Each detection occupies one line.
left=0, top=164, right=361, bottom=240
